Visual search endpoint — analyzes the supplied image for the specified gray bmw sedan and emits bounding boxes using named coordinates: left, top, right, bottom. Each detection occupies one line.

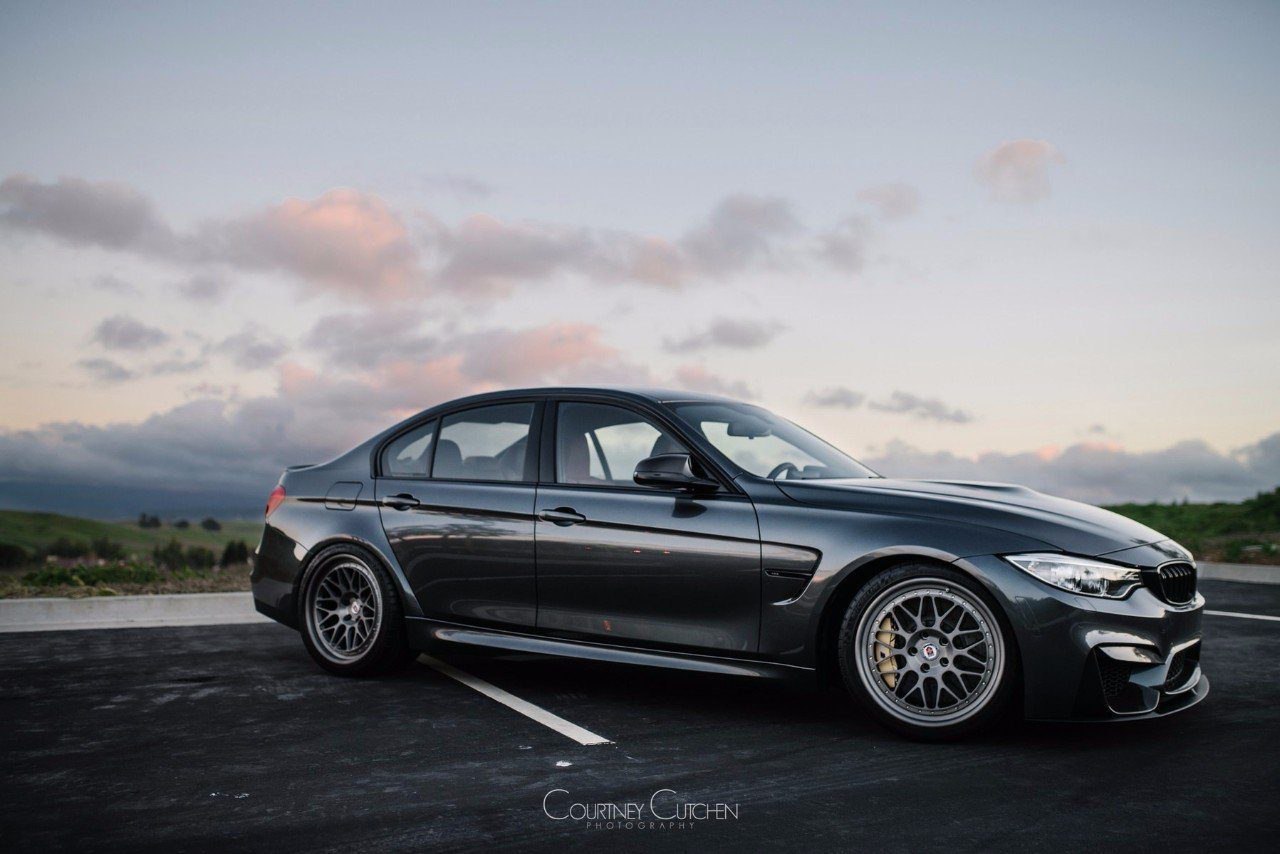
left=251, top=386, right=1206, bottom=739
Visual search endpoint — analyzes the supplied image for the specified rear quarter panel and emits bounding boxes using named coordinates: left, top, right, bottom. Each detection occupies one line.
left=251, top=451, right=423, bottom=627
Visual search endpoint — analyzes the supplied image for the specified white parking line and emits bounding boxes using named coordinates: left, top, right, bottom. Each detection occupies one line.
left=1205, top=609, right=1280, bottom=623
left=418, top=654, right=612, bottom=746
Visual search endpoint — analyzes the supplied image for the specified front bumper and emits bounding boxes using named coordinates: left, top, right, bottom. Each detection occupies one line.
left=956, top=553, right=1208, bottom=721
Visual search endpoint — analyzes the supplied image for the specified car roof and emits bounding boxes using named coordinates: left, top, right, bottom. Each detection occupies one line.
left=434, top=385, right=744, bottom=407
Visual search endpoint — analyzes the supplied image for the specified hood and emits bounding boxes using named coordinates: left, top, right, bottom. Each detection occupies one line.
left=775, top=478, right=1166, bottom=558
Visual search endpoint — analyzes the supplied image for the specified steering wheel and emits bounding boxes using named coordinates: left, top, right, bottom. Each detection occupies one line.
left=767, top=461, right=800, bottom=480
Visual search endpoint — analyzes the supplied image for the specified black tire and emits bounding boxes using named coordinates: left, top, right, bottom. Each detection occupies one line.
left=837, top=562, right=1017, bottom=740
left=297, top=544, right=414, bottom=677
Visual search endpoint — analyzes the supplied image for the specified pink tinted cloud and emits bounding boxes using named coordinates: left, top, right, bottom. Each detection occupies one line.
left=207, top=189, right=420, bottom=299
left=974, top=139, right=1065, bottom=204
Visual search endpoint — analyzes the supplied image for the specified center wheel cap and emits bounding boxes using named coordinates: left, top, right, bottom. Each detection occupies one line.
left=920, top=641, right=939, bottom=661
left=349, top=601, right=361, bottom=616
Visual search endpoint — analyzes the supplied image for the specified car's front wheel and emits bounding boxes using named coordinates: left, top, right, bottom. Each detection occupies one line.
left=837, top=563, right=1016, bottom=740
left=298, top=544, right=413, bottom=676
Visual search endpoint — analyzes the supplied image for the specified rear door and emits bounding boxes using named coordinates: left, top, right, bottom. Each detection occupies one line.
left=376, top=400, right=542, bottom=628
left=534, top=400, right=761, bottom=653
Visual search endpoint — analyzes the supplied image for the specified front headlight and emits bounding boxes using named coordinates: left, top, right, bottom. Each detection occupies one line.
left=1004, top=553, right=1143, bottom=599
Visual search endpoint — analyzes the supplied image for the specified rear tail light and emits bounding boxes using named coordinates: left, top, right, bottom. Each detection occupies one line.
left=265, top=485, right=286, bottom=517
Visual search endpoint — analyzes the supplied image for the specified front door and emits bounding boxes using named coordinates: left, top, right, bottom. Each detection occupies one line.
left=534, top=401, right=761, bottom=653
left=376, top=401, right=542, bottom=628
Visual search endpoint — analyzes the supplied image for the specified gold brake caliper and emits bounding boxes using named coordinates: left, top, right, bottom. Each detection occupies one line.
left=875, top=615, right=898, bottom=688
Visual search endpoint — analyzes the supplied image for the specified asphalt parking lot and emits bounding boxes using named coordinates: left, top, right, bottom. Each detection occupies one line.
left=3, top=579, right=1278, bottom=853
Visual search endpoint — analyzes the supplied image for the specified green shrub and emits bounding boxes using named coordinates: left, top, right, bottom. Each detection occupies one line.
left=200, top=517, right=222, bottom=532
left=220, top=540, right=251, bottom=567
left=0, top=543, right=31, bottom=568
left=23, top=563, right=160, bottom=587
left=44, top=537, right=90, bottom=559
left=152, top=538, right=187, bottom=569
left=91, top=537, right=127, bottom=561
left=186, top=546, right=216, bottom=569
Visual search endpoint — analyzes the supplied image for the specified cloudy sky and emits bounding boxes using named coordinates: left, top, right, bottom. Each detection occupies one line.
left=1, top=1, right=1278, bottom=516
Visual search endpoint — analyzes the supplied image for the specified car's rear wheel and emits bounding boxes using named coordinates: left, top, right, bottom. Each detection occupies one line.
left=837, top=563, right=1016, bottom=740
left=299, top=544, right=412, bottom=676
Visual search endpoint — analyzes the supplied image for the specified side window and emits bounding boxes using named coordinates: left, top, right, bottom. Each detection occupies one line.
left=434, top=403, right=535, bottom=482
left=381, top=420, right=436, bottom=478
left=557, top=402, right=689, bottom=487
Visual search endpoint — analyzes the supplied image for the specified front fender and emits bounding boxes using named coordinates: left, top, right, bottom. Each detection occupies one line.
left=753, top=499, right=1055, bottom=667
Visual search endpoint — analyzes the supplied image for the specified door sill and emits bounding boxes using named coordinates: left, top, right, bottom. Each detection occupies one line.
left=405, top=617, right=812, bottom=680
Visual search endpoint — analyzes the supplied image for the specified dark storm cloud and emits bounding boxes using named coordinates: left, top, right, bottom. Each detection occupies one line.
left=90, top=315, right=170, bottom=351
left=4, top=397, right=1274, bottom=513
left=865, top=433, right=1280, bottom=505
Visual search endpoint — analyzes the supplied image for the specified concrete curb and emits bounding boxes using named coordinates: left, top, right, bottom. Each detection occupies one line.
left=1199, top=562, right=1280, bottom=586
left=0, top=591, right=272, bottom=633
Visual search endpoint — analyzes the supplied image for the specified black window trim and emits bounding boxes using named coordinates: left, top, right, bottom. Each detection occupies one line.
left=376, top=417, right=440, bottom=481
left=374, top=398, right=545, bottom=486
left=541, top=396, right=741, bottom=496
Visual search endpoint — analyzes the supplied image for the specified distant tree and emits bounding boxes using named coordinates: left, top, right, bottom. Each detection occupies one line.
left=90, top=537, right=127, bottom=561
left=200, top=517, right=222, bottom=532
left=137, top=513, right=161, bottom=529
left=0, top=543, right=30, bottom=568
left=174, top=519, right=190, bottom=529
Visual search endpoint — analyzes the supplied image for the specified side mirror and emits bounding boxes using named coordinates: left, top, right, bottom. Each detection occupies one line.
left=633, top=453, right=719, bottom=492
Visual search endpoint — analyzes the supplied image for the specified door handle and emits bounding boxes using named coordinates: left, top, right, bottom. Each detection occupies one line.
left=539, top=507, right=586, bottom=526
left=383, top=493, right=420, bottom=511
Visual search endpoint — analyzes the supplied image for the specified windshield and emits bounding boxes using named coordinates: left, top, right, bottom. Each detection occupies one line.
left=670, top=402, right=878, bottom=480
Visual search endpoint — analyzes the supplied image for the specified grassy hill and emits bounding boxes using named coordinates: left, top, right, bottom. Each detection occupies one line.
left=1104, top=487, right=1280, bottom=564
left=0, top=510, right=261, bottom=558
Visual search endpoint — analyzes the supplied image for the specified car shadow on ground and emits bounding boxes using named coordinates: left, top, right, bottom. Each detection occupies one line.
left=397, top=645, right=1202, bottom=752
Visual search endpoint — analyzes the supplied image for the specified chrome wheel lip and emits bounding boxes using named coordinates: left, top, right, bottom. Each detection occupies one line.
left=305, top=557, right=383, bottom=665
left=853, top=578, right=1005, bottom=728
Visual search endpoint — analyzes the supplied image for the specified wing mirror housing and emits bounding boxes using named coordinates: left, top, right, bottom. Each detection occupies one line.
left=633, top=453, right=720, bottom=492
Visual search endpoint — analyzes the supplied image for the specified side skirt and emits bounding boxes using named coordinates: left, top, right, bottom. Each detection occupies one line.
left=405, top=617, right=814, bottom=681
